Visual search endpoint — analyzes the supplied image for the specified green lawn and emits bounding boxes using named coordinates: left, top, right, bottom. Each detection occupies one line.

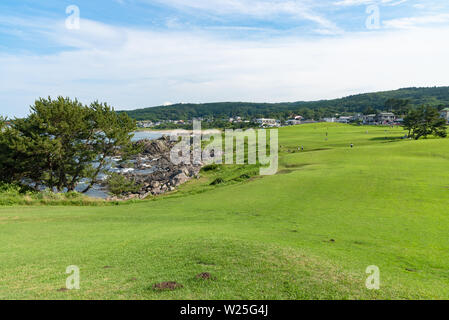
left=1, top=123, right=449, bottom=300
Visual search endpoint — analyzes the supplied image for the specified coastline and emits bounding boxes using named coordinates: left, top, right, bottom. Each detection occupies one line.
left=136, top=128, right=223, bottom=135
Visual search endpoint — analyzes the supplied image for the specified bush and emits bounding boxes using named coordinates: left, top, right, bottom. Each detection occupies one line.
left=106, top=173, right=143, bottom=196
left=64, top=191, right=83, bottom=199
left=0, top=183, right=23, bottom=195
left=210, top=177, right=225, bottom=185
left=0, top=182, right=108, bottom=206
left=239, top=174, right=251, bottom=180
left=202, top=164, right=220, bottom=172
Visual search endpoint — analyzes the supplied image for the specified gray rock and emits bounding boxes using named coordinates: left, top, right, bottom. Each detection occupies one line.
left=108, top=136, right=204, bottom=199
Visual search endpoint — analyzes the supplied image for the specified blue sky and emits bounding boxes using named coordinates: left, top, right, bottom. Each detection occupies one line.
left=1, top=0, right=449, bottom=117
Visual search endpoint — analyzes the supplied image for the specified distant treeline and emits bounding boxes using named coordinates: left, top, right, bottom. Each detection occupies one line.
left=144, top=120, right=259, bottom=130
left=119, top=87, right=449, bottom=121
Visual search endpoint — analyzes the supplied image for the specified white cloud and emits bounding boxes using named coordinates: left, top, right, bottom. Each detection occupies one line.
left=1, top=17, right=449, bottom=117
left=334, top=0, right=374, bottom=6
left=383, top=13, right=449, bottom=29
left=334, top=0, right=402, bottom=6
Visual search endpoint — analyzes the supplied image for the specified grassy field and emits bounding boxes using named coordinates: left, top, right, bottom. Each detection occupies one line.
left=1, top=123, right=449, bottom=300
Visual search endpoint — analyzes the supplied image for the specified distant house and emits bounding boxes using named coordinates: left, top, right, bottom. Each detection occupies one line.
left=136, top=120, right=154, bottom=128
left=440, top=108, right=449, bottom=123
left=286, top=119, right=302, bottom=126
left=323, top=117, right=336, bottom=123
left=336, top=116, right=352, bottom=124
left=256, top=118, right=280, bottom=127
left=362, top=114, right=376, bottom=125
left=376, top=112, right=395, bottom=124
left=286, top=115, right=302, bottom=126
left=228, top=117, right=242, bottom=123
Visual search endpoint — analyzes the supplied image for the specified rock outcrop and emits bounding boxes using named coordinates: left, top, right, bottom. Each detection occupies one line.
left=107, top=136, right=201, bottom=200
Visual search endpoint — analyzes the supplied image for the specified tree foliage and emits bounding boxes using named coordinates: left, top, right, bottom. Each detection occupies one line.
left=106, top=172, right=143, bottom=196
left=0, top=97, right=139, bottom=192
left=120, top=87, right=449, bottom=121
left=402, top=106, right=447, bottom=140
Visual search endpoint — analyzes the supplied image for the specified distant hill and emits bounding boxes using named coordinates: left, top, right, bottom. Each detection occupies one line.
left=119, top=87, right=449, bottom=121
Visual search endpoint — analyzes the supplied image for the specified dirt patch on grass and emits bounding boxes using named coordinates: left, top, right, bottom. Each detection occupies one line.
left=153, top=281, right=183, bottom=291
left=57, top=287, right=68, bottom=292
left=196, top=272, right=216, bottom=280
left=277, top=163, right=313, bottom=175
left=247, top=175, right=263, bottom=182
left=284, top=163, right=313, bottom=169
left=277, top=169, right=294, bottom=175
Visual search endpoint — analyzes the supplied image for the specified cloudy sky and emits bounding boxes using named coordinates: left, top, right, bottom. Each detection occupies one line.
left=1, top=0, right=449, bottom=117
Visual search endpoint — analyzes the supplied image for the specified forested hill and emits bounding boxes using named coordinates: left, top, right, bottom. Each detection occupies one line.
left=120, top=87, right=449, bottom=121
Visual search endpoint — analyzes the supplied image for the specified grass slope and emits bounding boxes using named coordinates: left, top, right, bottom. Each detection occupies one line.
left=1, top=124, right=449, bottom=300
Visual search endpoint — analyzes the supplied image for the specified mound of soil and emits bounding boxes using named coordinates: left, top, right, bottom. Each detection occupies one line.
left=153, top=281, right=183, bottom=291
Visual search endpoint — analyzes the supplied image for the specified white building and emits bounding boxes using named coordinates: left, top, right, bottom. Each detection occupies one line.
left=256, top=118, right=280, bottom=127
left=336, top=116, right=352, bottom=124
left=440, top=108, right=449, bottom=123
left=376, top=112, right=395, bottom=124
left=362, top=114, right=376, bottom=125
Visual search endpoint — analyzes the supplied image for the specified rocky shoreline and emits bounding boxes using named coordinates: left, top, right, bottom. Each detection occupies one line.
left=106, top=136, right=202, bottom=200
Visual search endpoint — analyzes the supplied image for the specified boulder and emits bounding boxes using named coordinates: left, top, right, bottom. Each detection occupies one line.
left=172, top=172, right=189, bottom=186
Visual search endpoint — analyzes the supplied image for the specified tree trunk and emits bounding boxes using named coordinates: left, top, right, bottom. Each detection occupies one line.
left=81, top=157, right=106, bottom=193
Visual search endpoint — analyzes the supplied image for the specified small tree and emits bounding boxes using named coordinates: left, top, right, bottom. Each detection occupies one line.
left=414, top=106, right=447, bottom=140
left=403, top=106, right=447, bottom=140
left=402, top=108, right=423, bottom=138
left=0, top=97, right=140, bottom=192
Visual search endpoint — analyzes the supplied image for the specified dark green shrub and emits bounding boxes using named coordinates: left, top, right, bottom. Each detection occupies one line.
left=106, top=173, right=143, bottom=196
left=210, top=177, right=225, bottom=185
left=202, top=164, right=220, bottom=172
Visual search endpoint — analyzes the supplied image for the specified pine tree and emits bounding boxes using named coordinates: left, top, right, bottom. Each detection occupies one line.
left=0, top=97, right=140, bottom=192
left=403, top=105, right=447, bottom=140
